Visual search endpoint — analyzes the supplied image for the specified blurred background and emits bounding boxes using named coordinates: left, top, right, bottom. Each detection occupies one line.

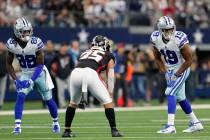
left=1, top=0, right=210, bottom=110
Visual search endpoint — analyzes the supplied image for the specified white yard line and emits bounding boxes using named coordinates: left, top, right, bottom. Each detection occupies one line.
left=0, top=104, right=210, bottom=116
left=0, top=137, right=209, bottom=140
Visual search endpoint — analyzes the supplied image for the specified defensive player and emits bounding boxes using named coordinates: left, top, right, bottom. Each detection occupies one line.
left=151, top=16, right=203, bottom=133
left=62, top=35, right=123, bottom=137
left=6, top=17, right=60, bottom=134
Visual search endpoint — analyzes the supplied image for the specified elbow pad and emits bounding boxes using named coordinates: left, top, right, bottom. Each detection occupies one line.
left=107, top=68, right=115, bottom=93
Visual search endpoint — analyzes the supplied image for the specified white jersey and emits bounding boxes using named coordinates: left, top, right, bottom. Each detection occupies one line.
left=150, top=30, right=189, bottom=70
left=6, top=36, right=44, bottom=71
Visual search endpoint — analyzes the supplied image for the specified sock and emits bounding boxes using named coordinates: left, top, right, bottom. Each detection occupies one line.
left=179, top=99, right=198, bottom=123
left=178, top=99, right=192, bottom=114
left=168, top=114, right=175, bottom=125
left=14, top=92, right=26, bottom=121
left=105, top=108, right=116, bottom=130
left=167, top=95, right=176, bottom=125
left=15, top=119, right=21, bottom=128
left=65, top=106, right=76, bottom=131
left=187, top=112, right=199, bottom=123
left=46, top=99, right=58, bottom=121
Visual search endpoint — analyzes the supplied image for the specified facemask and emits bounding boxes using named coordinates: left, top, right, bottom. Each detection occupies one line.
left=162, top=28, right=174, bottom=40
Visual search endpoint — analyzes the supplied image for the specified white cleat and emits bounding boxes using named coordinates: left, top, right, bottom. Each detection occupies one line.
left=157, top=124, right=176, bottom=134
left=12, top=126, right=21, bottom=135
left=52, top=122, right=60, bottom=133
left=183, top=122, right=204, bottom=133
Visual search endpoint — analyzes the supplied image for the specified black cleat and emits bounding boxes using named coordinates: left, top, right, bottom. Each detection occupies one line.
left=62, top=130, right=75, bottom=138
left=111, top=128, right=123, bottom=137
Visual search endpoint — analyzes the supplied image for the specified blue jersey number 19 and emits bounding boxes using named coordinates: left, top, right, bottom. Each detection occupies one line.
left=160, top=50, right=178, bottom=65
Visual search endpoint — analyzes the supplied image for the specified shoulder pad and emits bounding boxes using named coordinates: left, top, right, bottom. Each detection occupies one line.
left=150, top=31, right=160, bottom=46
left=6, top=38, right=16, bottom=51
left=175, top=31, right=189, bottom=49
left=31, top=37, right=44, bottom=50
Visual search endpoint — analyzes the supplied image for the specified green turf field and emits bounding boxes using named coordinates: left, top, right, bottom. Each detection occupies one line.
left=0, top=108, right=210, bottom=140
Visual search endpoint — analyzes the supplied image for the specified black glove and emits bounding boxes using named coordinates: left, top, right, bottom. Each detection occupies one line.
left=78, top=96, right=88, bottom=110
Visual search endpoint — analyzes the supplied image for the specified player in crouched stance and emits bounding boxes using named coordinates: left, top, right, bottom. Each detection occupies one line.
left=62, top=35, right=123, bottom=137
left=6, top=17, right=60, bottom=134
left=151, top=16, right=203, bottom=134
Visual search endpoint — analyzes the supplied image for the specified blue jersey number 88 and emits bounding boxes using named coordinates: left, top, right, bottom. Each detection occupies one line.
left=16, top=54, right=36, bottom=68
left=160, top=49, right=178, bottom=65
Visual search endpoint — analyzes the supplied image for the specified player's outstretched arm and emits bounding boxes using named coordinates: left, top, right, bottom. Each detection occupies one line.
left=106, top=59, right=115, bottom=96
left=6, top=51, right=17, bottom=80
left=152, top=46, right=166, bottom=73
left=175, top=44, right=192, bottom=76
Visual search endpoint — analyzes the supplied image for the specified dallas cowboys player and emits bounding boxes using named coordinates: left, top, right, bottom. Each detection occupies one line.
left=6, top=17, right=60, bottom=134
left=151, top=16, right=203, bottom=133
left=62, top=35, right=122, bottom=137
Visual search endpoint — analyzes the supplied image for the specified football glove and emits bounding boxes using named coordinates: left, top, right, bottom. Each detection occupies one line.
left=21, top=79, right=34, bottom=89
left=78, top=96, right=88, bottom=110
left=165, top=70, right=179, bottom=87
left=167, top=74, right=178, bottom=87
left=165, top=71, right=173, bottom=85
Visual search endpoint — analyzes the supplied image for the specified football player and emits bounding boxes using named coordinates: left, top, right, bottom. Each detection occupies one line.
left=6, top=17, right=60, bottom=134
left=151, top=16, right=203, bottom=133
left=62, top=35, right=123, bottom=137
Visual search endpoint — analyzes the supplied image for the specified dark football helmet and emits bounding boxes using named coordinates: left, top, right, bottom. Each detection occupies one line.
left=91, top=35, right=111, bottom=52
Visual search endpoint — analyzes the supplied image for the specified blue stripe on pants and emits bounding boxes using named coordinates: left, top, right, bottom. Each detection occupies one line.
left=168, top=69, right=188, bottom=96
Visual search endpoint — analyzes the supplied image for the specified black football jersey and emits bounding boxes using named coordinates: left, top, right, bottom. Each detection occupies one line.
left=76, top=49, right=115, bottom=73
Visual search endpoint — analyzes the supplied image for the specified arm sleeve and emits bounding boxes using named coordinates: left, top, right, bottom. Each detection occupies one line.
left=107, top=68, right=115, bottom=93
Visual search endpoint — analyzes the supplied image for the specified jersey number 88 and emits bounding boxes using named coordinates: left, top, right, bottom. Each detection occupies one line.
left=16, top=54, right=36, bottom=68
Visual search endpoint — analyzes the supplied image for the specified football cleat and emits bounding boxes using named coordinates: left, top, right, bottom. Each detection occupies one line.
left=52, top=123, right=60, bottom=133
left=12, top=126, right=21, bottom=134
left=62, top=130, right=75, bottom=137
left=111, top=128, right=123, bottom=137
left=182, top=122, right=203, bottom=133
left=157, top=124, right=176, bottom=134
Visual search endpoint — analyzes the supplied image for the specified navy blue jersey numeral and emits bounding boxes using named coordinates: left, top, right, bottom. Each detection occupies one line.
left=160, top=50, right=178, bottom=65
left=9, top=39, right=16, bottom=44
left=175, top=32, right=184, bottom=40
left=16, top=54, right=36, bottom=68
left=153, top=31, right=160, bottom=37
left=31, top=38, right=37, bottom=44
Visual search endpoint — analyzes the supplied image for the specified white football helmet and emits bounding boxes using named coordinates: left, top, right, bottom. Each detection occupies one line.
left=14, top=17, right=33, bottom=42
left=91, top=35, right=111, bottom=52
left=157, top=16, right=176, bottom=40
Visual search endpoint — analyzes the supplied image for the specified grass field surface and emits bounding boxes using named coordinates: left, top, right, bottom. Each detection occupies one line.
left=0, top=104, right=210, bottom=140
